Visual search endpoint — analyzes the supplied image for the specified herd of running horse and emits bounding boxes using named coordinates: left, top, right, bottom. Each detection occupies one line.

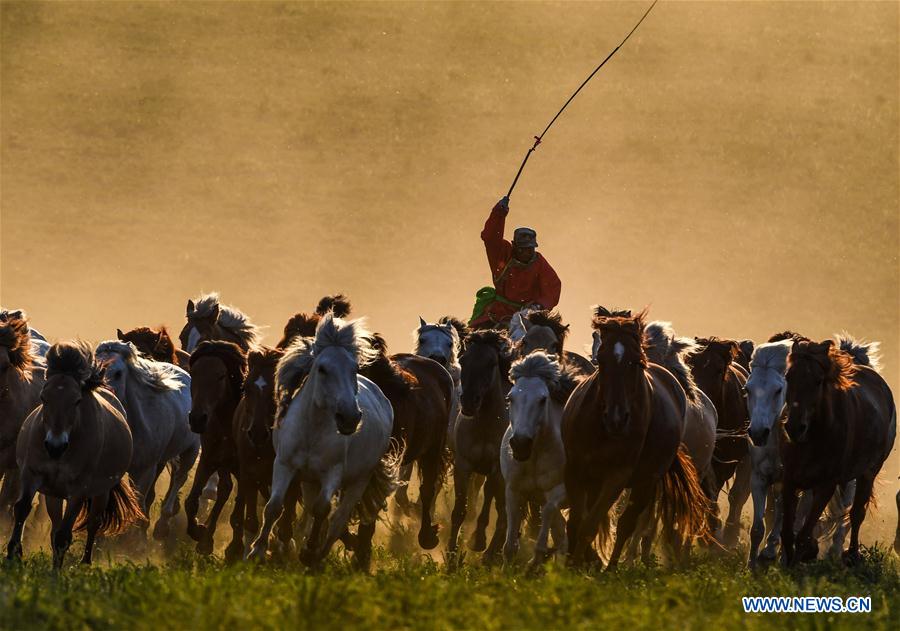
left=0, top=294, right=896, bottom=571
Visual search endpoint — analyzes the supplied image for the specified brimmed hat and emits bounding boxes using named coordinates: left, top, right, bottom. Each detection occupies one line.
left=513, top=227, right=538, bottom=248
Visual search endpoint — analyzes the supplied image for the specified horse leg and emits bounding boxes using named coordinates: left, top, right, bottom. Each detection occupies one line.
left=447, top=463, right=471, bottom=554
left=354, top=521, right=377, bottom=572
left=155, top=442, right=199, bottom=541
left=52, top=496, right=85, bottom=570
left=573, top=473, right=628, bottom=565
left=639, top=504, right=658, bottom=566
left=299, top=474, right=344, bottom=567
left=748, top=468, right=769, bottom=569
left=723, top=453, right=751, bottom=548
left=184, top=456, right=215, bottom=542
left=761, top=483, right=782, bottom=563
left=795, top=482, right=835, bottom=563
left=197, top=470, right=233, bottom=555
left=5, top=477, right=39, bottom=561
left=843, top=474, right=875, bottom=565
left=224, top=472, right=246, bottom=563
left=564, top=477, right=585, bottom=566
left=131, top=466, right=157, bottom=541
left=484, top=472, right=507, bottom=561
left=827, top=480, right=855, bottom=559
left=470, top=476, right=494, bottom=552
left=81, top=491, right=110, bottom=565
left=274, top=478, right=301, bottom=558
left=417, top=450, right=441, bottom=550
left=502, top=486, right=523, bottom=564
left=606, top=480, right=655, bottom=571
left=394, top=462, right=415, bottom=516
left=894, top=490, right=900, bottom=556
left=248, top=460, right=297, bottom=561
left=780, top=482, right=799, bottom=566
left=531, top=484, right=566, bottom=568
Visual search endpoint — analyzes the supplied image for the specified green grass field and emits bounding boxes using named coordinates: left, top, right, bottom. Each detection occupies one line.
left=0, top=545, right=897, bottom=630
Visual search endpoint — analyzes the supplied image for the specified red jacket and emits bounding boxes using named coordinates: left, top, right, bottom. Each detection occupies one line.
left=470, top=203, right=561, bottom=328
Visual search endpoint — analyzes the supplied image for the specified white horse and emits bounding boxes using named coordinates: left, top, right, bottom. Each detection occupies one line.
left=501, top=352, right=574, bottom=566
left=95, top=340, right=199, bottom=539
left=745, top=336, right=864, bottom=568
left=248, top=314, right=398, bottom=569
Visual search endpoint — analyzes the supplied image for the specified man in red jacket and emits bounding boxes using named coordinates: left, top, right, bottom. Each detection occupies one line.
left=469, top=196, right=562, bottom=329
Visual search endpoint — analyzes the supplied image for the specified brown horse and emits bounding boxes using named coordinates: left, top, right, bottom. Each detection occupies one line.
left=179, top=292, right=261, bottom=353
left=563, top=312, right=709, bottom=569
left=225, top=346, right=301, bottom=562
left=449, top=329, right=513, bottom=560
left=781, top=340, right=896, bottom=565
left=5, top=342, right=144, bottom=567
left=0, top=316, right=46, bottom=517
left=688, top=337, right=751, bottom=546
left=276, top=294, right=352, bottom=349
left=184, top=340, right=247, bottom=554
left=512, top=310, right=595, bottom=376
left=117, top=326, right=190, bottom=369
left=361, top=335, right=453, bottom=550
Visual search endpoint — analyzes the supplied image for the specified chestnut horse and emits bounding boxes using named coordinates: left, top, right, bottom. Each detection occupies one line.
left=509, top=309, right=595, bottom=376
left=179, top=292, right=261, bottom=353
left=449, top=329, right=513, bottom=560
left=0, top=316, right=46, bottom=519
left=117, top=326, right=190, bottom=369
left=225, top=346, right=301, bottom=562
left=563, top=312, right=709, bottom=569
left=688, top=337, right=751, bottom=547
left=6, top=342, right=144, bottom=568
left=362, top=335, right=453, bottom=550
left=184, top=340, right=247, bottom=554
left=781, top=339, right=895, bottom=565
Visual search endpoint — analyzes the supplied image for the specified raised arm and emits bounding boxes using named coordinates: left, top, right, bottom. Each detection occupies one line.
left=481, top=197, right=512, bottom=275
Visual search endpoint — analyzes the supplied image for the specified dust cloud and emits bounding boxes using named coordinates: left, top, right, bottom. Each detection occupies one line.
left=1, top=2, right=897, bottom=542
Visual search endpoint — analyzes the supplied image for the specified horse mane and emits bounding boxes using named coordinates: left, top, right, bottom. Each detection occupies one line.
left=525, top=310, right=569, bottom=353
left=592, top=305, right=633, bottom=322
left=313, top=314, right=379, bottom=368
left=361, top=333, right=417, bottom=401
left=836, top=333, right=881, bottom=372
left=790, top=340, right=859, bottom=392
left=315, top=294, right=352, bottom=318
left=463, top=329, right=514, bottom=377
left=274, top=337, right=315, bottom=423
left=694, top=336, right=739, bottom=364
left=277, top=313, right=320, bottom=349
left=95, top=340, right=182, bottom=393
left=736, top=339, right=755, bottom=369
left=509, top=351, right=580, bottom=404
left=438, top=316, right=469, bottom=341
left=249, top=346, right=284, bottom=372
left=767, top=330, right=811, bottom=344
left=46, top=341, right=105, bottom=391
left=189, top=292, right=262, bottom=349
left=0, top=316, right=37, bottom=377
left=189, top=340, right=248, bottom=398
left=644, top=321, right=699, bottom=403
left=750, top=339, right=792, bottom=375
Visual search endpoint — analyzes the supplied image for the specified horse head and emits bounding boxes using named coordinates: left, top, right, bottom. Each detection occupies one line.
left=459, top=329, right=512, bottom=418
left=591, top=311, right=648, bottom=435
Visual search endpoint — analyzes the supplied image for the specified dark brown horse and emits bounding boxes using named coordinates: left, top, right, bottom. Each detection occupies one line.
left=117, top=326, right=190, bottom=369
left=781, top=340, right=895, bottom=565
left=361, top=335, right=453, bottom=550
left=276, top=294, right=352, bottom=349
left=6, top=342, right=144, bottom=567
left=224, top=346, right=301, bottom=561
left=563, top=312, right=709, bottom=569
left=512, top=310, right=595, bottom=376
left=179, top=293, right=261, bottom=353
left=184, top=340, right=247, bottom=554
left=0, top=316, right=46, bottom=518
left=688, top=336, right=751, bottom=546
left=449, top=329, right=512, bottom=560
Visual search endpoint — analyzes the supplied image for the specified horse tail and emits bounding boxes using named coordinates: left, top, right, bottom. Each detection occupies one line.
left=73, top=475, right=146, bottom=536
left=354, top=440, right=404, bottom=524
left=657, top=446, right=712, bottom=549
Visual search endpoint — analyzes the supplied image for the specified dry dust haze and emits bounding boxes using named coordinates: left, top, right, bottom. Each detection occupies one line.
left=1, top=2, right=898, bottom=539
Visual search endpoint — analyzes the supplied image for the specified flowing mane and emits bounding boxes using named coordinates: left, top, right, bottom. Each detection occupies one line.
left=438, top=316, right=469, bottom=342
left=96, top=340, right=182, bottom=393
left=510, top=351, right=581, bottom=404
left=277, top=295, right=354, bottom=350
left=837, top=333, right=881, bottom=372
left=0, top=316, right=38, bottom=378
left=189, top=340, right=248, bottom=398
left=315, top=294, right=352, bottom=318
left=45, top=341, right=105, bottom=391
left=189, top=292, right=262, bottom=349
left=693, top=336, right=740, bottom=364
left=118, top=326, right=178, bottom=364
left=525, top=310, right=569, bottom=353
left=644, top=321, right=699, bottom=403
left=768, top=330, right=811, bottom=344
left=789, top=340, right=859, bottom=392
left=592, top=305, right=633, bottom=322
left=362, top=333, right=417, bottom=401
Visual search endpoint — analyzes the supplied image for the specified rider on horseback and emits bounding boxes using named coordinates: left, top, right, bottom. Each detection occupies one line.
left=469, top=196, right=561, bottom=329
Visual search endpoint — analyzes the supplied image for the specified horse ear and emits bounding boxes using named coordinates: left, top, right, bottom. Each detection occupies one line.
left=116, top=328, right=125, bottom=340
left=728, top=341, right=740, bottom=360
left=419, top=316, right=427, bottom=328
left=593, top=305, right=610, bottom=318
left=186, top=299, right=195, bottom=316
left=818, top=340, right=835, bottom=353
left=209, top=303, right=220, bottom=321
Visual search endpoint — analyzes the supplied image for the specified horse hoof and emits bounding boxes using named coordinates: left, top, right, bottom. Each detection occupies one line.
left=468, top=533, right=487, bottom=552
left=798, top=540, right=818, bottom=563
left=224, top=543, right=243, bottom=563
left=418, top=526, right=440, bottom=550
left=842, top=549, right=863, bottom=566
left=298, top=547, right=320, bottom=568
left=196, top=537, right=214, bottom=556
left=152, top=520, right=170, bottom=542
left=187, top=523, right=206, bottom=543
